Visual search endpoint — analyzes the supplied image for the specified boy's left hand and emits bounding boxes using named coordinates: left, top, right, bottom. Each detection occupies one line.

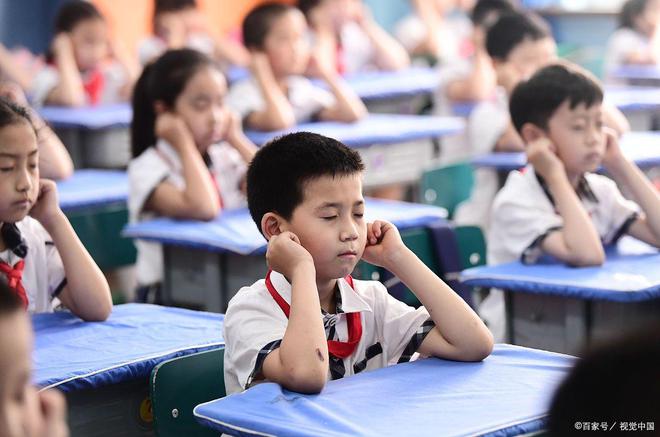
left=601, top=127, right=626, bottom=172
left=29, top=179, right=61, bottom=228
left=362, top=220, right=406, bottom=269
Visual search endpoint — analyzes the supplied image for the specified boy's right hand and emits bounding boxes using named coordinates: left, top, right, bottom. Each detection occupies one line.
left=250, top=51, right=273, bottom=78
left=155, top=112, right=194, bottom=151
left=526, top=136, right=565, bottom=181
left=23, top=388, right=69, bottom=437
left=52, top=34, right=74, bottom=59
left=266, top=232, right=315, bottom=279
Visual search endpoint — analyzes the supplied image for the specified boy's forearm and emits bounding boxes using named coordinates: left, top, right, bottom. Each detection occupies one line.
left=276, top=264, right=329, bottom=389
left=385, top=248, right=492, bottom=355
left=362, top=21, right=410, bottom=71
left=42, top=211, right=111, bottom=321
left=253, top=68, right=296, bottom=129
left=322, top=74, right=367, bottom=121
left=607, top=158, right=660, bottom=241
left=546, top=173, right=605, bottom=265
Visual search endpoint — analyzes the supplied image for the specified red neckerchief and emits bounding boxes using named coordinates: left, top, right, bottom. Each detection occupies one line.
left=0, top=260, right=27, bottom=309
left=83, top=68, right=105, bottom=105
left=265, top=269, right=362, bottom=359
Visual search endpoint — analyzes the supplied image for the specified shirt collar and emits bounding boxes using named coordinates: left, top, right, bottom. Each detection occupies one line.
left=268, top=270, right=372, bottom=314
left=533, top=168, right=599, bottom=206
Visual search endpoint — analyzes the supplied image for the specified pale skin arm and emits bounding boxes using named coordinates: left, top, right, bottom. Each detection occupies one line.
left=244, top=51, right=296, bottom=131
left=225, top=110, right=258, bottom=163
left=601, top=102, right=630, bottom=136
left=45, top=34, right=86, bottom=107
left=601, top=130, right=660, bottom=247
left=0, top=43, right=33, bottom=90
left=260, top=228, right=329, bottom=394
left=494, top=122, right=525, bottom=152
left=445, top=48, right=497, bottom=102
left=144, top=112, right=220, bottom=220
left=363, top=220, right=493, bottom=361
left=526, top=137, right=606, bottom=266
left=355, top=7, right=410, bottom=71
left=314, top=54, right=367, bottom=123
left=108, top=38, right=139, bottom=102
left=409, top=0, right=442, bottom=56
left=31, top=180, right=112, bottom=322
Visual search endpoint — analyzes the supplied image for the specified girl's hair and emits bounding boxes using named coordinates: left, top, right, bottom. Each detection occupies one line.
left=54, top=0, right=103, bottom=34
left=619, top=0, right=648, bottom=29
left=0, top=97, right=34, bottom=132
left=130, top=48, right=215, bottom=157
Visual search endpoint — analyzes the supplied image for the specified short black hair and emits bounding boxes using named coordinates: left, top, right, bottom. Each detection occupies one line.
left=0, top=280, right=22, bottom=316
left=619, top=0, right=649, bottom=29
left=486, top=11, right=551, bottom=61
left=547, top=323, right=660, bottom=436
left=154, top=0, right=197, bottom=16
left=297, top=0, right=322, bottom=19
left=509, top=63, right=603, bottom=134
left=54, top=0, right=103, bottom=34
left=470, top=0, right=517, bottom=28
left=243, top=2, right=295, bottom=50
left=247, top=132, right=365, bottom=232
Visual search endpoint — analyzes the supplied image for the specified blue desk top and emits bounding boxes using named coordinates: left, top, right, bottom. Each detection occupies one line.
left=123, top=198, right=447, bottom=255
left=194, top=344, right=574, bottom=437
left=610, top=65, right=660, bottom=82
left=39, top=104, right=132, bottom=129
left=33, top=303, right=224, bottom=392
left=604, top=86, right=660, bottom=112
left=461, top=238, right=660, bottom=302
left=471, top=130, right=660, bottom=170
left=57, top=169, right=128, bottom=212
left=245, top=113, right=464, bottom=147
left=339, top=67, right=440, bottom=101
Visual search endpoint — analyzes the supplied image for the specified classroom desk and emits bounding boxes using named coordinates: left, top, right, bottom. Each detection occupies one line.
left=246, top=114, right=464, bottom=187
left=33, top=303, right=225, bottom=437
left=609, top=65, right=660, bottom=85
left=39, top=104, right=132, bottom=168
left=194, top=344, right=574, bottom=437
left=123, top=199, right=447, bottom=312
left=604, top=86, right=660, bottom=130
left=57, top=170, right=135, bottom=270
left=470, top=130, right=660, bottom=171
left=460, top=238, right=660, bottom=355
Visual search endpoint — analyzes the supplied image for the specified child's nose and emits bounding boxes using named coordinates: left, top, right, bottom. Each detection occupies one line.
left=16, top=168, right=32, bottom=192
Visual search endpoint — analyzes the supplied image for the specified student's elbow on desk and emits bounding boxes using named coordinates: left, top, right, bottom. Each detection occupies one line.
left=565, top=249, right=606, bottom=267
left=281, top=368, right=327, bottom=394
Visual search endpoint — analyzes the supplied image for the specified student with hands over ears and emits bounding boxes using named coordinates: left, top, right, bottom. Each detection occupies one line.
left=223, top=132, right=493, bottom=395
left=227, top=3, right=366, bottom=132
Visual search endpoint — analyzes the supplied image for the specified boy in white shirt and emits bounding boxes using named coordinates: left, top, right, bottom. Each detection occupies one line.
left=223, top=132, right=493, bottom=395
left=484, top=63, right=660, bottom=340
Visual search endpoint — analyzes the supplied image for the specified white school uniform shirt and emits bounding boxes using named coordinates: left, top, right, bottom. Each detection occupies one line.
left=226, top=76, right=335, bottom=125
left=604, top=28, right=653, bottom=81
left=0, top=217, right=66, bottom=313
left=29, top=62, right=127, bottom=108
left=481, top=167, right=640, bottom=341
left=223, top=271, right=434, bottom=395
left=453, top=87, right=509, bottom=232
left=128, top=139, right=247, bottom=286
left=395, top=13, right=472, bottom=66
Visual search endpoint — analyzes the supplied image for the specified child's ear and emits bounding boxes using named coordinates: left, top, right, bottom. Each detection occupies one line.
left=261, top=212, right=286, bottom=240
left=520, top=123, right=546, bottom=144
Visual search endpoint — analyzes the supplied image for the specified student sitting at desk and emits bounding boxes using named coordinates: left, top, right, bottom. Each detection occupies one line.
left=455, top=12, right=630, bottom=233
left=138, top=0, right=250, bottom=68
left=0, top=283, right=68, bottom=437
left=30, top=0, right=137, bottom=107
left=0, top=99, right=111, bottom=320
left=0, top=82, right=73, bottom=181
left=223, top=132, right=493, bottom=395
left=483, top=64, right=660, bottom=341
left=604, top=0, right=660, bottom=81
left=227, top=3, right=366, bottom=132
left=298, top=0, right=410, bottom=75
left=129, top=49, right=257, bottom=303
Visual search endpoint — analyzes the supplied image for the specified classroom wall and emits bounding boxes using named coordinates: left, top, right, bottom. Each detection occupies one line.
left=91, top=0, right=294, bottom=57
